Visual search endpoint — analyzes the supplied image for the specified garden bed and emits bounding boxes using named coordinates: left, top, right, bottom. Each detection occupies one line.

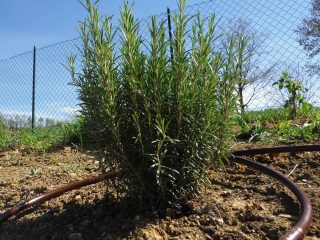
left=0, top=146, right=319, bottom=240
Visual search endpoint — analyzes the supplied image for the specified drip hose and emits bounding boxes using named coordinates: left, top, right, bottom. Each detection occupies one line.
left=230, top=143, right=320, bottom=240
left=231, top=155, right=312, bottom=240
left=1, top=144, right=319, bottom=240
left=0, top=171, right=117, bottom=223
left=233, top=144, right=320, bottom=156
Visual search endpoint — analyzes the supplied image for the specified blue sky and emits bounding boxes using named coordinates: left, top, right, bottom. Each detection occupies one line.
left=0, top=0, right=203, bottom=60
left=1, top=0, right=318, bottom=122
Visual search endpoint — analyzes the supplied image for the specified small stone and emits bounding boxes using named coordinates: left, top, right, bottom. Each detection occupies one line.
left=70, top=173, right=77, bottom=177
left=221, top=190, right=230, bottom=197
left=217, top=218, right=224, bottom=225
left=165, top=208, right=175, bottom=217
left=225, top=219, right=233, bottom=225
left=67, top=224, right=74, bottom=232
left=205, top=233, right=214, bottom=240
left=168, top=224, right=175, bottom=232
left=300, top=172, right=311, bottom=179
left=134, top=215, right=140, bottom=221
left=278, top=214, right=298, bottom=221
left=69, top=233, right=83, bottom=240
left=231, top=219, right=237, bottom=226
left=82, top=219, right=90, bottom=227
left=242, top=225, right=252, bottom=234
left=181, top=216, right=188, bottom=223
left=171, top=220, right=178, bottom=227
left=189, top=221, right=196, bottom=227
left=266, top=215, right=276, bottom=222
left=74, top=195, right=82, bottom=202
left=267, top=228, right=280, bottom=239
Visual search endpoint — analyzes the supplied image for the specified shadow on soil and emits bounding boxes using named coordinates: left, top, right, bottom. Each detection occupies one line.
left=0, top=194, right=158, bottom=240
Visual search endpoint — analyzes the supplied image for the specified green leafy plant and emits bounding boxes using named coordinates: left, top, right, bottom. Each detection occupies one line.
left=312, top=120, right=320, bottom=137
left=277, top=120, right=314, bottom=142
left=236, top=115, right=267, bottom=142
left=31, top=168, right=39, bottom=177
left=68, top=0, right=238, bottom=205
left=273, top=72, right=312, bottom=119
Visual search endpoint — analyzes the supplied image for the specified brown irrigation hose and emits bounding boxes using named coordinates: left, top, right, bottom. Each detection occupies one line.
left=230, top=155, right=312, bottom=240
left=0, top=145, right=319, bottom=239
left=233, top=144, right=320, bottom=156
left=230, top=143, right=320, bottom=240
left=0, top=171, right=117, bottom=224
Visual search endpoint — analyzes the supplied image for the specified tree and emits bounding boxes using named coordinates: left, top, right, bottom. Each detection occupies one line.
left=297, top=0, right=320, bottom=76
left=225, top=19, right=275, bottom=114
left=297, top=0, right=320, bottom=58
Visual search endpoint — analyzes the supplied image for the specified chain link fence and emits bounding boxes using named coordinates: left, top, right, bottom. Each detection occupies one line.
left=0, top=0, right=319, bottom=128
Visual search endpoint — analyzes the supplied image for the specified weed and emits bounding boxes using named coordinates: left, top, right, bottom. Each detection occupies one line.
left=61, top=163, right=80, bottom=174
left=273, top=72, right=312, bottom=119
left=0, top=122, right=83, bottom=152
left=30, top=168, right=38, bottom=176
left=236, top=116, right=267, bottom=142
left=277, top=121, right=314, bottom=142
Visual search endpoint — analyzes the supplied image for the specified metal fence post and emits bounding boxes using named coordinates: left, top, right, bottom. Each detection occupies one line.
left=167, top=7, right=174, bottom=64
left=32, top=46, right=36, bottom=132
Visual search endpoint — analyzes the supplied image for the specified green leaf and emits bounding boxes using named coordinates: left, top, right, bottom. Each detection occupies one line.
left=301, top=102, right=313, bottom=112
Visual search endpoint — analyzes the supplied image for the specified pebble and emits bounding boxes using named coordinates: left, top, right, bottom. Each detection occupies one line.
left=266, top=215, right=276, bottom=222
left=267, top=228, right=280, bottom=239
left=67, top=224, right=74, bottom=232
left=221, top=190, right=231, bottom=197
left=195, top=219, right=201, bottom=226
left=205, top=233, right=214, bottom=240
left=242, top=225, right=252, bottom=234
left=74, top=195, right=82, bottom=202
left=134, top=215, right=140, bottom=221
left=69, top=233, right=83, bottom=240
left=217, top=218, right=224, bottom=225
left=278, top=214, right=298, bottom=220
left=69, top=173, right=77, bottom=177
left=165, top=208, right=175, bottom=217
left=168, top=224, right=175, bottom=232
left=102, top=235, right=113, bottom=240
left=81, top=219, right=90, bottom=227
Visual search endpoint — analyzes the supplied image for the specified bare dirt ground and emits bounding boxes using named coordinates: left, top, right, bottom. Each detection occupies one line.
left=0, top=146, right=319, bottom=240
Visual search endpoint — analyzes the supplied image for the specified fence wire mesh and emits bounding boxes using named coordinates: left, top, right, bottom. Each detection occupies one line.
left=0, top=0, right=319, bottom=128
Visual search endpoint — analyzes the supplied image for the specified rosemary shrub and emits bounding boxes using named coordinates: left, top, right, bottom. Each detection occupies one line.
left=68, top=0, right=239, bottom=205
